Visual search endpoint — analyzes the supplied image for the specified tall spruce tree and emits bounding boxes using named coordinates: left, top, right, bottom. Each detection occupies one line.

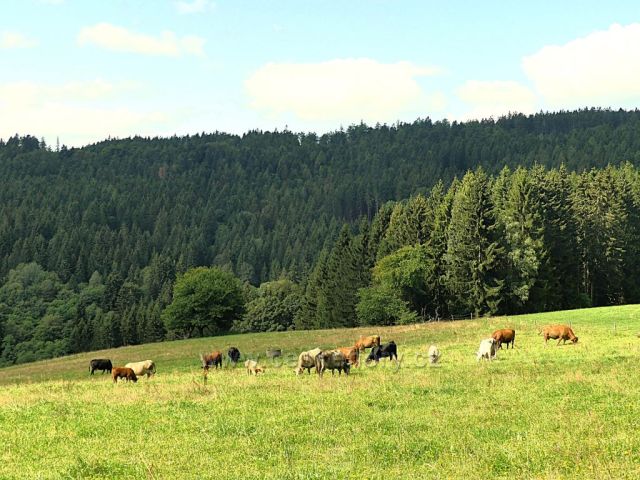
left=497, top=167, right=546, bottom=312
left=445, top=169, right=504, bottom=316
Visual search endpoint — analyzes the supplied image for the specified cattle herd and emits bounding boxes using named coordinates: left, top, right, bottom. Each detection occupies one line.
left=89, top=358, right=156, bottom=383
left=90, top=323, right=579, bottom=383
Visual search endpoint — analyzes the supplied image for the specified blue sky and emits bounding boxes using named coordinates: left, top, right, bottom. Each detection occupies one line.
left=2, top=0, right=640, bottom=146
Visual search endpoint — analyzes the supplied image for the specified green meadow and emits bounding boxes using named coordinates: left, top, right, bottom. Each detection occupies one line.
left=1, top=305, right=640, bottom=479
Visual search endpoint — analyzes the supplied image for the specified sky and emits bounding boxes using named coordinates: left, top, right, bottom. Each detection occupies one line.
left=1, top=0, right=640, bottom=147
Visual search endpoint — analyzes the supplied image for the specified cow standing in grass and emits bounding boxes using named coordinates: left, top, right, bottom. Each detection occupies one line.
left=125, top=360, right=156, bottom=378
left=492, top=329, right=516, bottom=349
left=228, top=347, right=241, bottom=365
left=428, top=345, right=441, bottom=364
left=337, top=346, right=360, bottom=367
left=315, top=350, right=350, bottom=377
left=540, top=325, right=578, bottom=345
left=201, top=351, right=223, bottom=371
left=89, top=358, right=112, bottom=375
left=477, top=338, right=497, bottom=361
left=355, top=335, right=381, bottom=352
left=295, top=348, right=322, bottom=375
left=112, top=367, right=137, bottom=383
left=366, top=341, right=398, bottom=363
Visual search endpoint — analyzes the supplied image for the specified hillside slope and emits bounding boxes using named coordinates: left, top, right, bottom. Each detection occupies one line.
left=2, top=305, right=639, bottom=478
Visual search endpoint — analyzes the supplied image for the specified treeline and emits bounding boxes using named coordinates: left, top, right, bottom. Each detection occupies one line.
left=297, top=163, right=640, bottom=328
left=2, top=109, right=640, bottom=364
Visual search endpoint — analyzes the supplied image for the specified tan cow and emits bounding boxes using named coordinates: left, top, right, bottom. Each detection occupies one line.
left=337, top=346, right=360, bottom=367
left=540, top=325, right=578, bottom=345
left=294, top=348, right=322, bottom=375
left=355, top=335, right=381, bottom=352
left=245, top=360, right=265, bottom=375
left=124, top=360, right=156, bottom=378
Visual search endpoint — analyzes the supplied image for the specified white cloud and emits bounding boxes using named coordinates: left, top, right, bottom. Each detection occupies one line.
left=0, top=32, right=38, bottom=49
left=523, top=23, right=640, bottom=108
left=174, top=0, right=214, bottom=14
left=77, top=23, right=205, bottom=57
left=245, top=58, right=443, bottom=124
left=0, top=80, right=166, bottom=147
left=455, top=80, right=537, bottom=120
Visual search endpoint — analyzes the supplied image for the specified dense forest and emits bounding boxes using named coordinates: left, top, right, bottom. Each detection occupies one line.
left=2, top=108, right=640, bottom=365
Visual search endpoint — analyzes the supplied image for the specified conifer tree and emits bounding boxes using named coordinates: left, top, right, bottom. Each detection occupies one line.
left=445, top=169, right=504, bottom=316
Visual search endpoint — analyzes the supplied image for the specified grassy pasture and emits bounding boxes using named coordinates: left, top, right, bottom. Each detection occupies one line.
left=1, top=305, right=640, bottom=479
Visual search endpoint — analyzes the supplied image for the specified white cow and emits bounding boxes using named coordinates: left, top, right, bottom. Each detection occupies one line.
left=124, top=360, right=156, bottom=378
left=294, top=348, right=322, bottom=375
left=428, top=345, right=441, bottom=364
left=476, top=338, right=497, bottom=362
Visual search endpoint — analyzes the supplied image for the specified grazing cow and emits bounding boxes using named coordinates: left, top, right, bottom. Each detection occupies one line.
left=228, top=347, right=241, bottom=365
left=315, top=350, right=350, bottom=377
left=492, top=329, right=516, bottom=349
left=428, top=345, right=441, bottom=364
left=112, top=367, right=137, bottom=383
left=294, top=348, right=322, bottom=375
left=337, top=346, right=360, bottom=367
left=366, top=341, right=398, bottom=363
left=124, top=360, right=156, bottom=378
left=477, top=338, right=498, bottom=361
left=89, top=358, right=112, bottom=375
left=355, top=335, right=381, bottom=352
left=245, top=360, right=265, bottom=375
left=540, top=325, right=579, bottom=345
left=201, top=352, right=223, bottom=370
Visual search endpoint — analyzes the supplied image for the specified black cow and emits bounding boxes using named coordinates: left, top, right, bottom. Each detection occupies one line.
left=89, top=358, right=113, bottom=375
left=366, top=341, right=398, bottom=363
left=228, top=347, right=241, bottom=365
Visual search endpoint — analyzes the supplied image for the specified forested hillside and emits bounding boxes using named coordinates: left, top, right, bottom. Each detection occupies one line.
left=2, top=108, right=640, bottom=365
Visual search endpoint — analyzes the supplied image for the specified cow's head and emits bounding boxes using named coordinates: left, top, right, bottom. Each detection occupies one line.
left=200, top=354, right=210, bottom=370
left=572, top=336, right=579, bottom=344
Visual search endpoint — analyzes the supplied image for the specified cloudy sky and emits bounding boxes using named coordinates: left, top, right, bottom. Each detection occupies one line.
left=2, top=0, right=640, bottom=146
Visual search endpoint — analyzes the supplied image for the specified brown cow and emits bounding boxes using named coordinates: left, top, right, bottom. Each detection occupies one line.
left=355, top=335, right=381, bottom=352
left=492, top=329, right=516, bottom=349
left=201, top=351, right=223, bottom=371
left=337, top=346, right=360, bottom=367
left=540, top=325, right=578, bottom=345
left=112, top=367, right=137, bottom=383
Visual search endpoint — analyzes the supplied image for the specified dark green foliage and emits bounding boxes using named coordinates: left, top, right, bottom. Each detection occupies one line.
left=234, top=279, right=302, bottom=332
left=356, top=285, right=417, bottom=326
left=162, top=267, right=244, bottom=338
left=445, top=169, right=504, bottom=316
left=5, top=110, right=640, bottom=361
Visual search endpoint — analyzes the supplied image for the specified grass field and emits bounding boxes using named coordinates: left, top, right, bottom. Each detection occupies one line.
left=1, top=305, right=640, bottom=479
